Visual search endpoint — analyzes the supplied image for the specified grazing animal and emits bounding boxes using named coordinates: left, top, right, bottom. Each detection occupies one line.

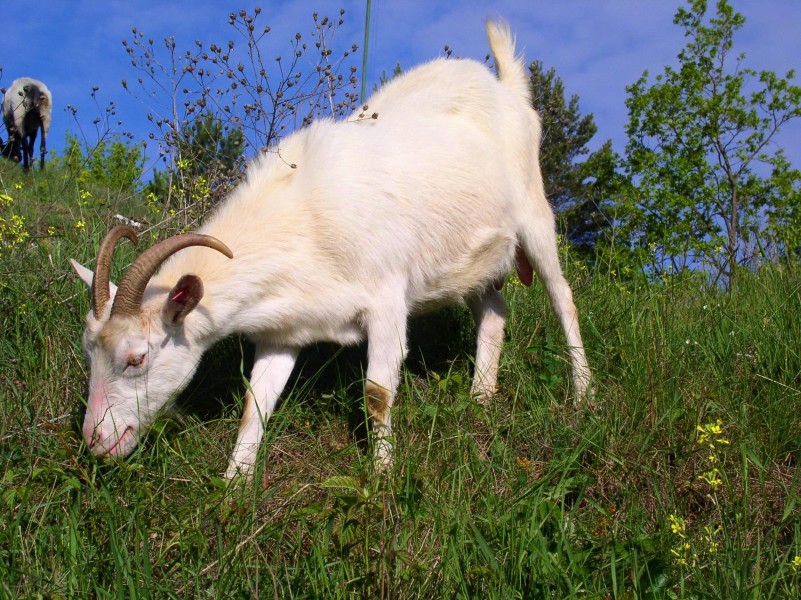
left=2, top=77, right=52, bottom=169
left=70, top=20, right=591, bottom=479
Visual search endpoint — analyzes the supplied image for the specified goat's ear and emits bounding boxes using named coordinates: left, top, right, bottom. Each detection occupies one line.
left=70, top=259, right=119, bottom=298
left=162, top=274, right=204, bottom=326
left=70, top=259, right=95, bottom=289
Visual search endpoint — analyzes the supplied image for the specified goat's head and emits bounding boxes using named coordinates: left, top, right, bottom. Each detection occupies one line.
left=20, top=84, right=42, bottom=109
left=71, top=226, right=233, bottom=458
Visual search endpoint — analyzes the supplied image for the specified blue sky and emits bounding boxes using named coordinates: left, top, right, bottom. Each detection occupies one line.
left=3, top=1, right=800, bottom=179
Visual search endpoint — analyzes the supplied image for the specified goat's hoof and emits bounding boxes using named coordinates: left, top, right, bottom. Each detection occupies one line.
left=372, top=442, right=394, bottom=474
left=224, top=463, right=253, bottom=482
left=469, top=382, right=496, bottom=405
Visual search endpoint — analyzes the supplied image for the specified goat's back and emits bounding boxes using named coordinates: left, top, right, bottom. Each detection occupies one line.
left=164, top=52, right=542, bottom=311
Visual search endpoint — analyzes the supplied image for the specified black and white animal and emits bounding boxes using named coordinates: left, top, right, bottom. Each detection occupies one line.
left=2, top=77, right=52, bottom=169
left=70, top=20, right=592, bottom=480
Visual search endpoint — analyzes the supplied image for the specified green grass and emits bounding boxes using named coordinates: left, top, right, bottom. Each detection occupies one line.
left=1, top=160, right=800, bottom=598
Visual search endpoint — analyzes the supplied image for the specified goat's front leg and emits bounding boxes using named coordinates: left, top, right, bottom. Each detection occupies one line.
left=364, top=299, right=409, bottom=470
left=468, top=286, right=508, bottom=403
left=225, top=344, right=298, bottom=479
left=39, top=127, right=47, bottom=169
left=20, top=135, right=32, bottom=170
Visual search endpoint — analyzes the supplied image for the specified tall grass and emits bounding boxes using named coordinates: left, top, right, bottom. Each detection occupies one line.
left=1, top=160, right=800, bottom=598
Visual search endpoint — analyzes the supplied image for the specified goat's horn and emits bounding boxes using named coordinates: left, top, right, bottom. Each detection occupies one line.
left=93, top=226, right=139, bottom=319
left=110, top=234, right=233, bottom=319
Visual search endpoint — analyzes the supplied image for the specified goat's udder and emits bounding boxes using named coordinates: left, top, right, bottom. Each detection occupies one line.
left=493, top=245, right=534, bottom=290
left=515, top=246, right=533, bottom=287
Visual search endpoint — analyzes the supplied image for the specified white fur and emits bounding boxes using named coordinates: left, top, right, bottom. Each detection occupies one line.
left=72, top=20, right=591, bottom=478
left=2, top=77, right=52, bottom=169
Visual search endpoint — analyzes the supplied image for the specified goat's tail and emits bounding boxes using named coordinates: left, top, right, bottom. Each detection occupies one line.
left=486, top=20, right=530, bottom=103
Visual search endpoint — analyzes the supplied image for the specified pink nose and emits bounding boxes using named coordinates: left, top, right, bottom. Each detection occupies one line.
left=84, top=386, right=111, bottom=452
left=83, top=420, right=100, bottom=450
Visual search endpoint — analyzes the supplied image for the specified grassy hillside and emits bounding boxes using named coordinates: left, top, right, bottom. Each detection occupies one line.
left=1, top=160, right=800, bottom=598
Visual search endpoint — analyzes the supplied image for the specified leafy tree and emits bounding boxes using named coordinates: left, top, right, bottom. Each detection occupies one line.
left=144, top=112, right=245, bottom=227
left=376, top=63, right=403, bottom=91
left=528, top=61, right=620, bottom=258
left=178, top=111, right=245, bottom=176
left=618, top=0, right=801, bottom=281
left=62, top=134, right=145, bottom=193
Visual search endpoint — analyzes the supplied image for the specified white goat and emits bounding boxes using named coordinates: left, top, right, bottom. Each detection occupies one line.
left=2, top=77, right=52, bottom=170
left=70, top=20, right=591, bottom=479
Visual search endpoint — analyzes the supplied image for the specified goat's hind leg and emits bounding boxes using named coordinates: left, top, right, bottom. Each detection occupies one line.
left=468, top=286, right=507, bottom=403
left=520, top=217, right=591, bottom=400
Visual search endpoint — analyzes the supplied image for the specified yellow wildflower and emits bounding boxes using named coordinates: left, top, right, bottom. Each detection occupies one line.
left=699, top=468, right=723, bottom=490
left=516, top=456, right=534, bottom=473
left=669, top=514, right=686, bottom=538
left=697, top=419, right=729, bottom=447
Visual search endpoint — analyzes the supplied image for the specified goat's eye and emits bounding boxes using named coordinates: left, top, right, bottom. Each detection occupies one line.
left=127, top=353, right=147, bottom=368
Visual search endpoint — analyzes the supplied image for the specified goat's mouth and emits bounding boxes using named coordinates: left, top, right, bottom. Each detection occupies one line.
left=101, top=426, right=137, bottom=457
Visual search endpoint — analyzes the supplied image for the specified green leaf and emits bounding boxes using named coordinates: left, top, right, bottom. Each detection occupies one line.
left=469, top=520, right=499, bottom=575
left=320, top=475, right=362, bottom=492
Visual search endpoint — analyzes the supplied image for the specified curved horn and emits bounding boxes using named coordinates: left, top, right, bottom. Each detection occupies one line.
left=92, top=226, right=139, bottom=318
left=110, top=234, right=233, bottom=319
